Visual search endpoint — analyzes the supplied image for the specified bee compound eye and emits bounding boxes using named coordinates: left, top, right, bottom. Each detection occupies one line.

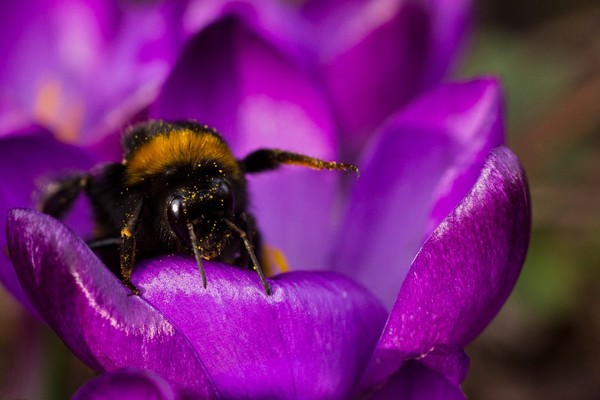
left=214, top=179, right=235, bottom=213
left=167, top=195, right=191, bottom=246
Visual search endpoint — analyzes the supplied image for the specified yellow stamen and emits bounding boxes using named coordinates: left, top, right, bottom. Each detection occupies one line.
left=272, top=248, right=290, bottom=273
left=262, top=245, right=291, bottom=276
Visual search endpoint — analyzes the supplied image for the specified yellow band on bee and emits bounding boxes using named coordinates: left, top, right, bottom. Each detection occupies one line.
left=124, top=129, right=239, bottom=184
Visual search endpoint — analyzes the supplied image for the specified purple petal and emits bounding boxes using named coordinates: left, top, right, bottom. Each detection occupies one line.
left=422, top=0, right=473, bottom=83
left=302, top=0, right=472, bottom=156
left=72, top=368, right=176, bottom=400
left=151, top=16, right=342, bottom=271
left=8, top=209, right=387, bottom=398
left=132, top=260, right=387, bottom=398
left=151, top=15, right=335, bottom=156
left=331, top=78, right=504, bottom=308
left=0, top=129, right=96, bottom=313
left=0, top=97, right=31, bottom=137
left=181, top=0, right=310, bottom=62
left=78, top=2, right=193, bottom=140
left=369, top=361, right=466, bottom=400
left=7, top=209, right=218, bottom=398
left=410, top=78, right=505, bottom=237
left=361, top=146, right=530, bottom=390
left=0, top=1, right=187, bottom=141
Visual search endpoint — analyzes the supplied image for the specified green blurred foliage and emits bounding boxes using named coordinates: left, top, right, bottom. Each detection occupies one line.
left=461, top=29, right=572, bottom=135
left=463, top=1, right=600, bottom=398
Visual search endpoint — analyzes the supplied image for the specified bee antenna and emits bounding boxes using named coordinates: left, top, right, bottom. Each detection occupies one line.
left=224, top=219, right=272, bottom=296
left=187, top=222, right=208, bottom=288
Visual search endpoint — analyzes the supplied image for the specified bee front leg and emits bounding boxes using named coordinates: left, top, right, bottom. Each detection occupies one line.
left=120, top=228, right=139, bottom=295
left=38, top=174, right=89, bottom=219
left=119, top=199, right=143, bottom=295
left=224, top=218, right=272, bottom=296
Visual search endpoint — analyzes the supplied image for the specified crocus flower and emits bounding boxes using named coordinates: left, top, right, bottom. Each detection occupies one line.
left=1, top=1, right=530, bottom=398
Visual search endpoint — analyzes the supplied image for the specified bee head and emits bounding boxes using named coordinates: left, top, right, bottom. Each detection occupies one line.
left=166, top=176, right=235, bottom=255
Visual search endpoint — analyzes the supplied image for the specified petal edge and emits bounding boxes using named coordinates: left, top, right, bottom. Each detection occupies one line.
left=361, top=146, right=530, bottom=390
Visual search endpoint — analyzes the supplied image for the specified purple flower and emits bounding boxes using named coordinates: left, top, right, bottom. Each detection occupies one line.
left=0, top=1, right=530, bottom=398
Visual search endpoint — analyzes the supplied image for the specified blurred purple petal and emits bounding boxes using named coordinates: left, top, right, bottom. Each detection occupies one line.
left=361, top=146, right=530, bottom=390
left=72, top=368, right=177, bottom=400
left=8, top=209, right=386, bottom=398
left=422, top=0, right=472, bottom=83
left=0, top=129, right=96, bottom=313
left=302, top=0, right=473, bottom=156
left=410, top=78, right=504, bottom=237
left=7, top=209, right=218, bottom=398
left=0, top=0, right=187, bottom=141
left=369, top=361, right=466, bottom=400
left=151, top=15, right=334, bottom=156
left=151, top=16, right=342, bottom=270
left=182, top=0, right=310, bottom=62
left=331, top=78, right=504, bottom=308
left=0, top=98, right=31, bottom=137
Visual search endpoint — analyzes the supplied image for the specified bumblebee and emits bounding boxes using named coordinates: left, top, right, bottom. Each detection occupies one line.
left=39, top=120, right=357, bottom=295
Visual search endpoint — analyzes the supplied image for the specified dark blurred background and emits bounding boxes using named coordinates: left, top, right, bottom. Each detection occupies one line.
left=1, top=0, right=599, bottom=398
left=462, top=0, right=600, bottom=399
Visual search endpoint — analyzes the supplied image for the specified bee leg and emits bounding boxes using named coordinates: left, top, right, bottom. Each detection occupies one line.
left=224, top=218, right=272, bottom=296
left=119, top=200, right=143, bottom=296
left=187, top=222, right=207, bottom=288
left=240, top=149, right=359, bottom=175
left=239, top=212, right=261, bottom=263
left=119, top=227, right=140, bottom=295
left=120, top=228, right=139, bottom=295
left=38, top=174, right=89, bottom=218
